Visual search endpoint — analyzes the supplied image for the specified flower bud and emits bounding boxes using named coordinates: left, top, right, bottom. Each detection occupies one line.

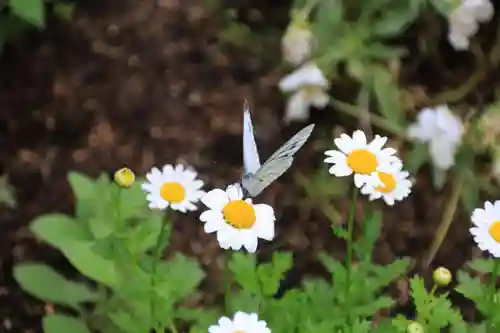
left=114, top=167, right=135, bottom=188
left=433, top=266, right=452, bottom=286
left=282, top=13, right=315, bottom=65
left=407, top=321, right=424, bottom=333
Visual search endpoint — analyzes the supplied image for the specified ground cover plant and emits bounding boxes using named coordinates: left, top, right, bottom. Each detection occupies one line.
left=3, top=0, right=500, bottom=332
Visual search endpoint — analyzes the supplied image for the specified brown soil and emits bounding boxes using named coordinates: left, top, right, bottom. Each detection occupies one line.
left=0, top=0, right=495, bottom=332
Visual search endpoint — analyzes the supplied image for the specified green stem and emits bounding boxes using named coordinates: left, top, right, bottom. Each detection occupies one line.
left=487, top=260, right=500, bottom=333
left=329, top=98, right=408, bottom=139
left=223, top=251, right=233, bottom=315
left=423, top=174, right=464, bottom=268
left=344, top=189, right=358, bottom=329
left=150, top=216, right=170, bottom=333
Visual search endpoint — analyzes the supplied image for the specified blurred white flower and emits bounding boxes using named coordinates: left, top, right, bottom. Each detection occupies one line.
left=408, top=105, right=464, bottom=170
left=447, top=0, right=494, bottom=50
left=279, top=63, right=329, bottom=123
left=324, top=130, right=400, bottom=188
left=470, top=200, right=500, bottom=257
left=282, top=18, right=315, bottom=65
left=199, top=184, right=275, bottom=252
left=142, top=164, right=205, bottom=212
left=209, top=312, right=271, bottom=333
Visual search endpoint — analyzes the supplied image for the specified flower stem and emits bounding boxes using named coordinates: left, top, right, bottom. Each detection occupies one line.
left=223, top=251, right=233, bottom=315
left=150, top=215, right=170, bottom=333
left=344, top=189, right=358, bottom=328
left=487, top=260, right=500, bottom=333
left=422, top=174, right=464, bottom=268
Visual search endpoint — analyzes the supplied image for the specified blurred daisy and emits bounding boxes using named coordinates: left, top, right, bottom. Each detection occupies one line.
left=282, top=15, right=315, bottom=65
left=470, top=200, right=500, bottom=257
left=209, top=312, right=271, bottom=333
left=199, top=184, right=274, bottom=252
left=278, top=62, right=329, bottom=123
left=142, top=164, right=205, bottom=212
left=360, top=161, right=412, bottom=206
left=324, top=130, right=400, bottom=188
left=407, top=105, right=464, bottom=170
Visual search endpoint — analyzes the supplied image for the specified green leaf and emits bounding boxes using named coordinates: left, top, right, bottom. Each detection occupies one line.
left=117, top=179, right=149, bottom=220
left=257, top=251, right=293, bottom=297
left=371, top=65, right=405, bottom=126
left=357, top=211, right=382, bottom=260
left=42, top=314, right=90, bottom=333
left=156, top=253, right=205, bottom=303
left=68, top=172, right=100, bottom=221
left=177, top=308, right=223, bottom=333
left=13, top=263, right=98, bottom=309
left=410, top=276, right=428, bottom=312
left=61, top=241, right=118, bottom=287
left=9, top=0, right=45, bottom=28
left=468, top=258, right=496, bottom=274
left=312, top=0, right=343, bottom=47
left=0, top=175, right=16, bottom=208
left=108, top=310, right=151, bottom=333
left=229, top=252, right=261, bottom=294
left=460, top=169, right=480, bottom=213
left=125, top=214, right=164, bottom=254
left=229, top=290, right=262, bottom=313
left=30, top=214, right=90, bottom=248
left=372, top=7, right=419, bottom=37
left=405, top=143, right=428, bottom=173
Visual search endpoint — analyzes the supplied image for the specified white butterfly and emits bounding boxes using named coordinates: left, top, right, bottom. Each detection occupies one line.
left=241, top=103, right=315, bottom=197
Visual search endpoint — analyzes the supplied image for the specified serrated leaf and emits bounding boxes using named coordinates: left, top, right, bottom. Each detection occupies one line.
left=155, top=253, right=205, bottom=303
left=9, top=0, right=45, bottom=28
left=357, top=211, right=382, bottom=260
left=410, top=276, right=428, bottom=312
left=108, top=310, right=151, bottom=333
left=318, top=253, right=346, bottom=286
left=229, top=252, right=261, bottom=294
left=42, top=314, right=90, bottom=333
left=228, top=290, right=262, bottom=313
left=468, top=258, right=496, bottom=274
left=257, top=252, right=293, bottom=297
left=30, top=214, right=90, bottom=248
left=371, top=65, right=405, bottom=126
left=125, top=214, right=165, bottom=254
left=177, top=308, right=223, bottom=333
left=13, top=263, right=97, bottom=309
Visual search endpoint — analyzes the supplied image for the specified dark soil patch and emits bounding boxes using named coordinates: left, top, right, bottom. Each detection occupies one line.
left=0, top=0, right=495, bottom=332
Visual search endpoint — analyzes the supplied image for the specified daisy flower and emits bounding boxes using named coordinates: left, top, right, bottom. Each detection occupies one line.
left=199, top=184, right=275, bottom=252
left=359, top=161, right=412, bottom=206
left=470, top=200, right=500, bottom=257
left=324, top=130, right=400, bottom=188
left=141, top=164, right=205, bottom=212
left=278, top=62, right=329, bottom=123
left=209, top=312, right=271, bottom=333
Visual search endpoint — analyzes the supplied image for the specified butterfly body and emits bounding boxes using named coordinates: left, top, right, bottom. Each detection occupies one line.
left=241, top=104, right=315, bottom=197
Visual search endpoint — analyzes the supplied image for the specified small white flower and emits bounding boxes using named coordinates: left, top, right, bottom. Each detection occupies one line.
left=470, top=200, right=500, bottom=257
left=448, top=31, right=470, bottom=50
left=209, top=312, right=271, bottom=333
left=360, top=161, right=412, bottom=206
left=324, top=130, right=401, bottom=188
left=449, top=5, right=479, bottom=37
left=407, top=105, right=464, bottom=170
left=199, top=184, right=275, bottom=252
left=282, top=20, right=315, bottom=65
left=463, top=0, right=494, bottom=23
left=279, top=63, right=329, bottom=123
left=142, top=164, right=205, bottom=212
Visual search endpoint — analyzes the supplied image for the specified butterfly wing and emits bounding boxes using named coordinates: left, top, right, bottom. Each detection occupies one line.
left=243, top=103, right=262, bottom=175
left=242, top=124, right=315, bottom=197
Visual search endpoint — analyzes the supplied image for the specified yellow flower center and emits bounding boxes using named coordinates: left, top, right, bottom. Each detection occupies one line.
left=489, top=221, right=500, bottom=243
left=160, top=182, right=186, bottom=203
left=375, top=172, right=397, bottom=193
left=223, top=200, right=256, bottom=229
left=346, top=149, right=377, bottom=174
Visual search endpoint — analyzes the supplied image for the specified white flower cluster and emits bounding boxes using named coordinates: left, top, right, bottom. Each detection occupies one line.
left=279, top=12, right=329, bottom=123
left=448, top=0, right=494, bottom=50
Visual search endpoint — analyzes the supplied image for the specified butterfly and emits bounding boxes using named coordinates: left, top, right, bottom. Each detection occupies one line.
left=240, top=103, right=315, bottom=197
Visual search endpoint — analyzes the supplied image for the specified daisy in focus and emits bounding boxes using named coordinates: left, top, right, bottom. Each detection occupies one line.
left=209, top=312, right=271, bottom=333
left=407, top=105, right=464, bottom=171
left=324, top=130, right=400, bottom=188
left=142, top=164, right=205, bottom=212
left=278, top=62, right=329, bottom=123
left=359, top=161, right=412, bottom=206
left=470, top=200, right=500, bottom=257
left=199, top=184, right=275, bottom=253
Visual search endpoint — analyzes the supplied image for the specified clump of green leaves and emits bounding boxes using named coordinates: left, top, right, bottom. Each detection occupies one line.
left=14, top=172, right=205, bottom=333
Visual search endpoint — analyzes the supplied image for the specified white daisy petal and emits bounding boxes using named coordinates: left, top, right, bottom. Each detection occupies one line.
left=202, top=189, right=229, bottom=211
left=210, top=312, right=270, bottom=333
